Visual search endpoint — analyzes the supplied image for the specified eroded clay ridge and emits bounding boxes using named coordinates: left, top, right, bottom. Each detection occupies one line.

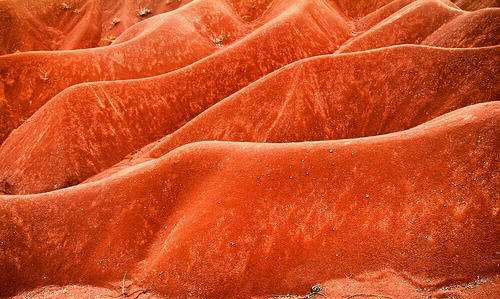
left=1, top=102, right=499, bottom=298
left=0, top=0, right=499, bottom=298
left=0, top=0, right=353, bottom=194
left=92, top=44, right=498, bottom=182
left=0, top=0, right=342, bottom=144
left=1, top=44, right=498, bottom=195
left=1, top=0, right=498, bottom=145
left=0, top=0, right=192, bottom=54
left=0, top=0, right=264, bottom=142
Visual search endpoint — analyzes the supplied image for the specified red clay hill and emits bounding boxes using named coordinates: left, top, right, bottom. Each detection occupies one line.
left=0, top=0, right=498, bottom=298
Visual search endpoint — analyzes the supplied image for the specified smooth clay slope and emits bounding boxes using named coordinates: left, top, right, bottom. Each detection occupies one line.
left=0, top=102, right=499, bottom=298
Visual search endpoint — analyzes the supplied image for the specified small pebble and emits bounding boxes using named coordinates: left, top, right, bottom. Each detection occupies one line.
left=310, top=284, right=322, bottom=293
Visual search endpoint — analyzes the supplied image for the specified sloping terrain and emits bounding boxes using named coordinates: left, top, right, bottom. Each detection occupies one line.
left=0, top=0, right=498, bottom=298
left=1, top=102, right=499, bottom=298
left=94, top=45, right=496, bottom=180
left=0, top=0, right=260, bottom=142
left=0, top=0, right=354, bottom=194
left=0, top=0, right=191, bottom=55
left=422, top=7, right=500, bottom=47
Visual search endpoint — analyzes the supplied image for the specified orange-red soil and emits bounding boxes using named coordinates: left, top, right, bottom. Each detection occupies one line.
left=0, top=0, right=498, bottom=298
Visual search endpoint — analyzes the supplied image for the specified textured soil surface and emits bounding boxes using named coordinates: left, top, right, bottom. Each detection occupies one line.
left=0, top=0, right=499, bottom=298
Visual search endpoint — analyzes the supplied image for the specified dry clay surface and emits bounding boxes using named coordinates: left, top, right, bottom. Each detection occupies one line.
left=0, top=0, right=499, bottom=298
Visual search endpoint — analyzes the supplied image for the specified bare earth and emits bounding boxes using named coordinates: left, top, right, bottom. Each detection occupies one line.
left=0, top=0, right=499, bottom=298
